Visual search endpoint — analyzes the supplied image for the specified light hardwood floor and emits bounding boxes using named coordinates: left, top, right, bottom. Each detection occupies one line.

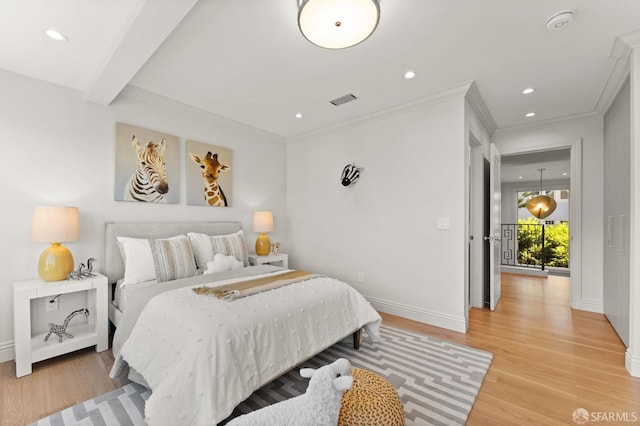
left=1, top=273, right=639, bottom=425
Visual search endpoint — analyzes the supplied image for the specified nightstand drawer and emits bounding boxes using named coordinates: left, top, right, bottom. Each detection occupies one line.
left=248, top=253, right=289, bottom=269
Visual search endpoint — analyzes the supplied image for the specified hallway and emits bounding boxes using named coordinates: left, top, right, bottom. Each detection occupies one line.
left=382, top=273, right=640, bottom=425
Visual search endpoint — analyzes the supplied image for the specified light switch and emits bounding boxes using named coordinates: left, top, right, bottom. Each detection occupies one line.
left=437, top=217, right=450, bottom=230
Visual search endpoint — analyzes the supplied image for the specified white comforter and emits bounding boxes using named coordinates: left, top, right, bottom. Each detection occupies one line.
left=111, top=269, right=381, bottom=425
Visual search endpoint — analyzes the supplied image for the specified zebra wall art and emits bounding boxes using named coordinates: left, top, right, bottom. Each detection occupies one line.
left=114, top=123, right=179, bottom=203
left=124, top=135, right=169, bottom=202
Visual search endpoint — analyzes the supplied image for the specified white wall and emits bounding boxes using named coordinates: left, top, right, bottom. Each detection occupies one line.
left=492, top=116, right=604, bottom=311
left=0, top=70, right=287, bottom=362
left=286, top=97, right=468, bottom=332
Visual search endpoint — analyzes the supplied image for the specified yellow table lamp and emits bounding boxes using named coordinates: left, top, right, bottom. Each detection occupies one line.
left=30, top=206, right=79, bottom=282
left=253, top=211, right=274, bottom=256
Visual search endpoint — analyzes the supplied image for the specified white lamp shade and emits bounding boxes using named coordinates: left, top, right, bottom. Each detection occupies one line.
left=298, top=0, right=380, bottom=49
left=30, top=206, right=80, bottom=243
left=253, top=211, right=274, bottom=233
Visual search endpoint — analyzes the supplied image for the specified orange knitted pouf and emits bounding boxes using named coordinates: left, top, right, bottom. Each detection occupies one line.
left=338, top=368, right=405, bottom=426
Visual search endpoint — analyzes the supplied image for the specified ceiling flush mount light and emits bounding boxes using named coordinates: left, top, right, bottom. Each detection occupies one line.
left=522, top=88, right=535, bottom=95
left=404, top=70, right=416, bottom=80
left=526, top=112, right=536, bottom=118
left=526, top=169, right=557, bottom=220
left=298, top=0, right=380, bottom=49
left=546, top=10, right=574, bottom=31
left=44, top=29, right=68, bottom=41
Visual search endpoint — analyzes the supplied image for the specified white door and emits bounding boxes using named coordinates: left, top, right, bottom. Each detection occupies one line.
left=488, top=143, right=502, bottom=310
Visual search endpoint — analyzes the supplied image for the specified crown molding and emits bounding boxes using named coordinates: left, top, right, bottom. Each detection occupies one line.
left=287, top=82, right=472, bottom=143
left=594, top=57, right=630, bottom=116
left=465, top=81, right=497, bottom=135
left=593, top=32, right=639, bottom=116
left=493, top=111, right=601, bottom=135
left=119, top=85, right=284, bottom=141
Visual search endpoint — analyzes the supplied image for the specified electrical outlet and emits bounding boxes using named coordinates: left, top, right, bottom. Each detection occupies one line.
left=357, top=272, right=365, bottom=282
left=46, top=297, right=59, bottom=312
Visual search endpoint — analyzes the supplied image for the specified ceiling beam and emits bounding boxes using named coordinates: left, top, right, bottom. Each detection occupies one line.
left=83, top=0, right=198, bottom=105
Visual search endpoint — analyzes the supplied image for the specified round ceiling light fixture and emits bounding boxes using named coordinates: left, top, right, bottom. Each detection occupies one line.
left=526, top=169, right=557, bottom=219
left=545, top=10, right=574, bottom=31
left=298, top=0, right=380, bottom=49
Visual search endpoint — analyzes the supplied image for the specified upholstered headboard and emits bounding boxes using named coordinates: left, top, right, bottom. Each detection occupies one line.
left=104, top=221, right=242, bottom=284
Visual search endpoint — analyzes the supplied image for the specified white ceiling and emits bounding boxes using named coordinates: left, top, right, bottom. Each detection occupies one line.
left=501, top=149, right=571, bottom=184
left=2, top=0, right=640, bottom=141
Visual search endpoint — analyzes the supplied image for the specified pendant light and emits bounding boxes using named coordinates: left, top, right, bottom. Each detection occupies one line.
left=298, top=0, right=380, bottom=49
left=526, top=169, right=557, bottom=220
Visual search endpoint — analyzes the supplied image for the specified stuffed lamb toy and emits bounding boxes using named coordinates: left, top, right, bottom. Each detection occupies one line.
left=227, top=358, right=353, bottom=426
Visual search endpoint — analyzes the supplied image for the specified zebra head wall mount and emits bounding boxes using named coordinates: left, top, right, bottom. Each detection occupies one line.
left=341, top=164, right=363, bottom=187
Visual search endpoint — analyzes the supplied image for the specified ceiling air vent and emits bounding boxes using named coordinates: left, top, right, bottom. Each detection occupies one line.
left=330, top=93, right=358, bottom=106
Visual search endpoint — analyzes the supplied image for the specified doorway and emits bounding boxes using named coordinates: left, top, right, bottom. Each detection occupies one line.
left=468, top=140, right=582, bottom=311
left=502, top=149, right=571, bottom=276
left=495, top=140, right=582, bottom=310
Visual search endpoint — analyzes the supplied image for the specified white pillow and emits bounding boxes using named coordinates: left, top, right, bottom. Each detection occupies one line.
left=204, top=253, right=244, bottom=274
left=187, top=232, right=215, bottom=269
left=117, top=237, right=156, bottom=286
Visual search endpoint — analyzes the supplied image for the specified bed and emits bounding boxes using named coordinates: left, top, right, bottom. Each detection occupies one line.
left=104, top=221, right=381, bottom=425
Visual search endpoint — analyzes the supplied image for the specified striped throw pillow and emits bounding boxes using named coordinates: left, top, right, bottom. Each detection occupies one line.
left=149, top=235, right=198, bottom=282
left=209, top=230, right=249, bottom=267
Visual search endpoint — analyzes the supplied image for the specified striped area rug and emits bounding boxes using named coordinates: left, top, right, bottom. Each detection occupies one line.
left=33, top=325, right=492, bottom=426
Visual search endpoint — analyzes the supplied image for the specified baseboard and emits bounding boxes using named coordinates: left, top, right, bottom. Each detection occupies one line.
left=0, top=340, right=14, bottom=363
left=625, top=348, right=640, bottom=378
left=365, top=295, right=467, bottom=333
left=572, top=298, right=604, bottom=314
left=500, top=266, right=548, bottom=277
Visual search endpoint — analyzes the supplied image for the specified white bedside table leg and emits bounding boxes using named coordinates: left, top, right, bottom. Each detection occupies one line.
left=95, top=283, right=108, bottom=352
left=14, top=296, right=32, bottom=377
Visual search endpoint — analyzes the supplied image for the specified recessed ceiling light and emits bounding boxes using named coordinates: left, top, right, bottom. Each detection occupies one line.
left=525, top=112, right=536, bottom=118
left=562, top=172, right=568, bottom=176
left=404, top=70, right=416, bottom=80
left=518, top=176, right=524, bottom=180
left=295, top=113, right=303, bottom=119
left=522, top=88, right=535, bottom=95
left=44, top=29, right=68, bottom=41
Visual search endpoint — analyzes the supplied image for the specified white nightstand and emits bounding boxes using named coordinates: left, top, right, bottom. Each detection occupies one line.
left=13, top=272, right=108, bottom=377
left=248, top=253, right=289, bottom=269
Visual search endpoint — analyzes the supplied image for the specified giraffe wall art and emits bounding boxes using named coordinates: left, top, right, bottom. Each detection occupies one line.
left=186, top=139, right=233, bottom=207
left=114, top=123, right=180, bottom=203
